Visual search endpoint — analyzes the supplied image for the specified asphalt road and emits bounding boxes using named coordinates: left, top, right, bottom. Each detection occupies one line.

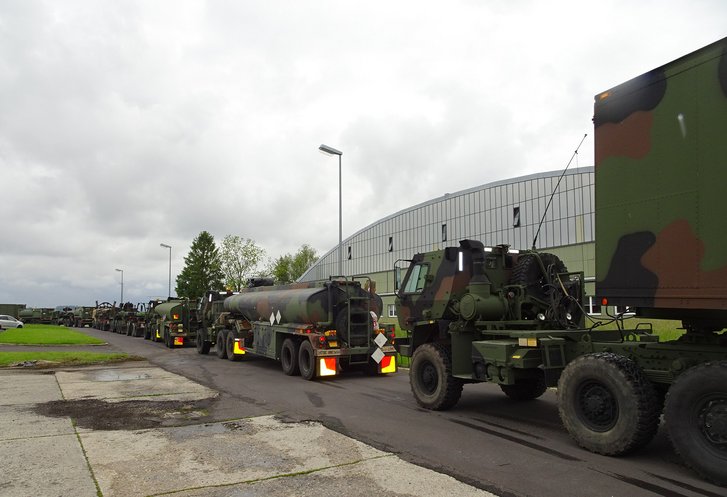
left=72, top=327, right=725, bottom=497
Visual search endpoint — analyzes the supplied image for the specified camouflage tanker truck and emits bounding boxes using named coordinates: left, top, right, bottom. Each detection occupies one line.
left=394, top=37, right=727, bottom=485
left=19, top=307, right=53, bottom=324
left=196, top=278, right=397, bottom=380
left=145, top=299, right=198, bottom=348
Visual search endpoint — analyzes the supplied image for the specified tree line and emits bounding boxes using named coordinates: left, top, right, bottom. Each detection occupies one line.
left=175, top=231, right=319, bottom=299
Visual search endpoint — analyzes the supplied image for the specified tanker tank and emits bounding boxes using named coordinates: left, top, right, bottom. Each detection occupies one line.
left=222, top=280, right=382, bottom=347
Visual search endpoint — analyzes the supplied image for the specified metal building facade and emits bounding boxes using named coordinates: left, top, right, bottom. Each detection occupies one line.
left=300, top=166, right=595, bottom=286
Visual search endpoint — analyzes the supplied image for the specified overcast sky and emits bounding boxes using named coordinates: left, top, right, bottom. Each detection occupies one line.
left=1, top=0, right=725, bottom=307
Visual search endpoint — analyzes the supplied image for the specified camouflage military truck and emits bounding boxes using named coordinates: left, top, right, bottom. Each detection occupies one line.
left=124, top=303, right=148, bottom=337
left=146, top=299, right=198, bottom=348
left=395, top=38, right=727, bottom=485
left=111, top=302, right=142, bottom=335
left=72, top=306, right=94, bottom=328
left=92, top=301, right=116, bottom=331
left=196, top=277, right=397, bottom=380
left=54, top=306, right=77, bottom=327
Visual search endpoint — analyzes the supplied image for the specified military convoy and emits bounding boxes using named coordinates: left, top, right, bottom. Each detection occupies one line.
left=10, top=36, right=725, bottom=487
left=394, top=37, right=727, bottom=485
left=195, top=278, right=397, bottom=379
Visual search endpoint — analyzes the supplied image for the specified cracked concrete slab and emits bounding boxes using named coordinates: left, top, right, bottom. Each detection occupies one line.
left=80, top=415, right=497, bottom=497
left=55, top=366, right=217, bottom=402
left=170, top=456, right=495, bottom=497
left=0, top=434, right=98, bottom=497
left=1, top=373, right=63, bottom=404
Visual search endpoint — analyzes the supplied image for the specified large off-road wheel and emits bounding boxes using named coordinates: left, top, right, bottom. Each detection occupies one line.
left=500, top=375, right=547, bottom=401
left=215, top=330, right=228, bottom=359
left=558, top=352, right=660, bottom=456
left=298, top=340, right=316, bottom=381
left=225, top=330, right=241, bottom=361
left=410, top=343, right=463, bottom=410
left=280, top=338, right=300, bottom=376
left=665, top=361, right=727, bottom=485
left=196, top=329, right=211, bottom=355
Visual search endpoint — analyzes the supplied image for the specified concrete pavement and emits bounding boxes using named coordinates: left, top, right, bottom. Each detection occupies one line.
left=0, top=362, right=498, bottom=497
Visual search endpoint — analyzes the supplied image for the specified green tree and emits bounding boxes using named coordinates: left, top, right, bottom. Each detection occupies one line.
left=175, top=231, right=225, bottom=299
left=270, top=244, right=319, bottom=284
left=220, top=235, right=266, bottom=291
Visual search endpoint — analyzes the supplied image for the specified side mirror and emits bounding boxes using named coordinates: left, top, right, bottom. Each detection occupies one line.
left=394, top=267, right=401, bottom=291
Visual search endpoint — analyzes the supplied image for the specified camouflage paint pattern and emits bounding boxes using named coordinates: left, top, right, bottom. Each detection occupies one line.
left=595, top=37, right=727, bottom=323
left=396, top=240, right=582, bottom=337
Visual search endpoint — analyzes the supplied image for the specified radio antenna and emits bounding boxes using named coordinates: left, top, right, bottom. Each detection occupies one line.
left=531, top=133, right=588, bottom=250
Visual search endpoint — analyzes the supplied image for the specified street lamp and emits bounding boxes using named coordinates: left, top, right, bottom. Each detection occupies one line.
left=115, top=268, right=124, bottom=304
left=318, top=144, right=343, bottom=276
left=160, top=243, right=172, bottom=298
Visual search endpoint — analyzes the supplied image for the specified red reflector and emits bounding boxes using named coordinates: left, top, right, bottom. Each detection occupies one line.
left=601, top=298, right=608, bottom=306
left=319, top=336, right=326, bottom=343
left=381, top=356, right=392, bottom=368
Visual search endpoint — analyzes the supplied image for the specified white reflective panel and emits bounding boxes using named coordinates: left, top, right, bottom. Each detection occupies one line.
left=458, top=251, right=464, bottom=271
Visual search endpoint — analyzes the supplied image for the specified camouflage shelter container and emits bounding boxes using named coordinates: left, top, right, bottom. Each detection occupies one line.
left=595, top=36, right=727, bottom=330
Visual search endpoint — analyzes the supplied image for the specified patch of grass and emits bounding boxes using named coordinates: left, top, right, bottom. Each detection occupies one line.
left=0, top=351, right=139, bottom=368
left=0, top=325, right=105, bottom=345
left=586, top=316, right=685, bottom=342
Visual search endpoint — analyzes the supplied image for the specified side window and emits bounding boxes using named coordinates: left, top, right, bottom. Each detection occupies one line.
left=403, top=264, right=430, bottom=293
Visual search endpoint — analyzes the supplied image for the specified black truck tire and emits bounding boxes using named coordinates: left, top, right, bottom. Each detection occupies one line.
left=281, top=338, right=300, bottom=376
left=196, top=329, right=211, bottom=355
left=410, top=343, right=463, bottom=410
left=215, top=330, right=228, bottom=359
left=557, top=352, right=660, bottom=456
left=664, top=361, right=727, bottom=486
left=226, top=330, right=241, bottom=361
left=298, top=340, right=316, bottom=380
left=500, top=376, right=547, bottom=401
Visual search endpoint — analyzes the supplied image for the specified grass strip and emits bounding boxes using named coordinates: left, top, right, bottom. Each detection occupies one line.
left=0, top=325, right=105, bottom=345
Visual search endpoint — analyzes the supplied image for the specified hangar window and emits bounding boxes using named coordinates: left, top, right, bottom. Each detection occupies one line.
left=388, top=236, right=393, bottom=252
left=442, top=223, right=447, bottom=242
left=513, top=206, right=521, bottom=227
left=387, top=304, right=397, bottom=318
left=347, top=246, right=352, bottom=260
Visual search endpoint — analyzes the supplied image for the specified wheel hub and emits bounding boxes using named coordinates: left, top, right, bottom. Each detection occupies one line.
left=699, top=398, right=727, bottom=449
left=420, top=363, right=438, bottom=394
left=577, top=382, right=618, bottom=431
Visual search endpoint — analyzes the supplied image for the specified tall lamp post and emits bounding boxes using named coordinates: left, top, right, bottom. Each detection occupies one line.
left=160, top=243, right=172, bottom=298
left=318, top=144, right=343, bottom=276
left=115, top=268, right=124, bottom=304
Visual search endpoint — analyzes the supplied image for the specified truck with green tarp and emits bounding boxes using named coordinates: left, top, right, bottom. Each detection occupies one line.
left=394, top=37, right=727, bottom=485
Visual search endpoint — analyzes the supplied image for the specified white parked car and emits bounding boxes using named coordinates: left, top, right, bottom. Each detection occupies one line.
left=0, top=315, right=24, bottom=329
